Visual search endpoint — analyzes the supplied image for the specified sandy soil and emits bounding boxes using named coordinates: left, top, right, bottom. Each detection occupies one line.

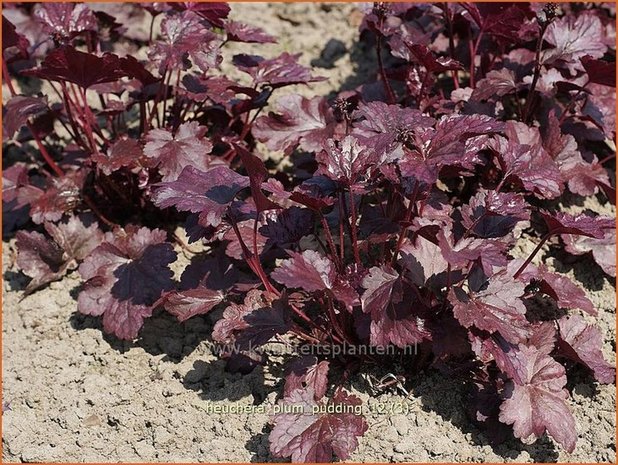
left=2, top=3, right=616, bottom=463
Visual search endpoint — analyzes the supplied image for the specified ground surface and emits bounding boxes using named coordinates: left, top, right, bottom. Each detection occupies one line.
left=2, top=3, right=616, bottom=463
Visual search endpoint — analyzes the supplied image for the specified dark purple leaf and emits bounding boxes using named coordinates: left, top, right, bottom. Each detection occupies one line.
left=44, top=215, right=104, bottom=262
left=3, top=95, right=48, bottom=139
left=222, top=219, right=268, bottom=260
left=92, top=137, right=143, bottom=175
left=15, top=230, right=65, bottom=293
left=478, top=325, right=555, bottom=384
left=24, top=171, right=85, bottom=224
left=361, top=265, right=429, bottom=347
left=581, top=56, right=615, bottom=88
left=405, top=43, right=463, bottom=73
left=160, top=287, right=225, bottom=322
left=544, top=112, right=609, bottom=196
left=557, top=315, right=615, bottom=384
left=471, top=69, right=518, bottom=101
left=179, top=251, right=238, bottom=291
left=77, top=227, right=176, bottom=340
left=144, top=122, right=215, bottom=182
left=2, top=164, right=31, bottom=232
left=438, top=230, right=508, bottom=275
left=498, top=345, right=577, bottom=453
left=271, top=250, right=336, bottom=293
left=152, top=165, right=249, bottom=227
left=316, top=136, right=378, bottom=186
left=270, top=388, right=367, bottom=462
left=271, top=250, right=358, bottom=310
left=234, top=144, right=279, bottom=213
left=284, top=357, right=330, bottom=400
left=288, top=177, right=337, bottom=211
left=2, top=15, right=29, bottom=57
left=399, top=237, right=448, bottom=287
left=224, top=21, right=276, bottom=44
left=119, top=55, right=160, bottom=87
left=361, top=265, right=399, bottom=316
left=253, top=94, right=337, bottom=155
left=236, top=296, right=291, bottom=349
left=181, top=74, right=236, bottom=105
left=468, top=189, right=529, bottom=218
left=16, top=215, right=103, bottom=294
left=22, top=46, right=128, bottom=88
left=515, top=261, right=595, bottom=316
left=543, top=14, right=606, bottom=67
left=170, top=2, right=230, bottom=28
left=582, top=83, right=615, bottom=137
left=34, top=3, right=97, bottom=40
left=2, top=163, right=29, bottom=204
left=461, top=190, right=529, bottom=239
left=399, top=114, right=503, bottom=185
left=563, top=161, right=611, bottom=197
left=353, top=101, right=434, bottom=161
left=234, top=52, right=325, bottom=88
left=369, top=305, right=430, bottom=349
left=490, top=136, right=563, bottom=199
left=461, top=3, right=531, bottom=43
left=562, top=228, right=616, bottom=277
left=527, top=322, right=559, bottom=356
left=261, top=207, right=313, bottom=247
left=149, top=10, right=221, bottom=73
left=541, top=211, right=612, bottom=239
left=211, top=289, right=274, bottom=343
left=449, top=270, right=529, bottom=344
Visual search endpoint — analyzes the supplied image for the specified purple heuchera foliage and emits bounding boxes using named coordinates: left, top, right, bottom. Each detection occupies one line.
left=152, top=166, right=249, bottom=227
left=253, top=94, right=339, bottom=155
left=5, top=2, right=616, bottom=461
left=77, top=227, right=176, bottom=340
left=149, top=10, right=222, bottom=74
left=498, top=344, right=577, bottom=453
left=269, top=388, right=368, bottom=462
left=22, top=46, right=129, bottom=88
left=16, top=215, right=103, bottom=294
left=33, top=3, right=97, bottom=41
left=143, top=121, right=216, bottom=182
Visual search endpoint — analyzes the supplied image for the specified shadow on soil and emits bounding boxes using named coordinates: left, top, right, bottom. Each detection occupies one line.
left=244, top=425, right=274, bottom=463
left=347, top=363, right=561, bottom=462
left=411, top=372, right=560, bottom=462
left=69, top=306, right=211, bottom=363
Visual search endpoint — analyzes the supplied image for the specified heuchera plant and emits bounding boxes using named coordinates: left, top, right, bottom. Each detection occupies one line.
left=3, top=2, right=616, bottom=461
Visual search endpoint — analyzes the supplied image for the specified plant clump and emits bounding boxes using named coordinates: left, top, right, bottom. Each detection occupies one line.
left=3, top=2, right=616, bottom=461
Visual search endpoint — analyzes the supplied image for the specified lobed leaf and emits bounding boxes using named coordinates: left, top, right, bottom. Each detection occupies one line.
left=270, top=388, right=367, bottom=462
left=234, top=52, right=325, bottom=88
left=144, top=122, right=215, bottom=182
left=284, top=356, right=330, bottom=400
left=541, top=211, right=613, bottom=239
left=77, top=227, right=176, bottom=340
left=34, top=3, right=97, bottom=40
left=23, top=46, right=128, bottom=88
left=149, top=10, right=221, bottom=73
left=450, top=270, right=529, bottom=344
left=152, top=165, right=249, bottom=227
left=562, top=228, right=616, bottom=278
left=498, top=345, right=577, bottom=453
left=557, top=315, right=615, bottom=384
left=224, top=21, right=276, bottom=44
left=253, top=94, right=336, bottom=155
